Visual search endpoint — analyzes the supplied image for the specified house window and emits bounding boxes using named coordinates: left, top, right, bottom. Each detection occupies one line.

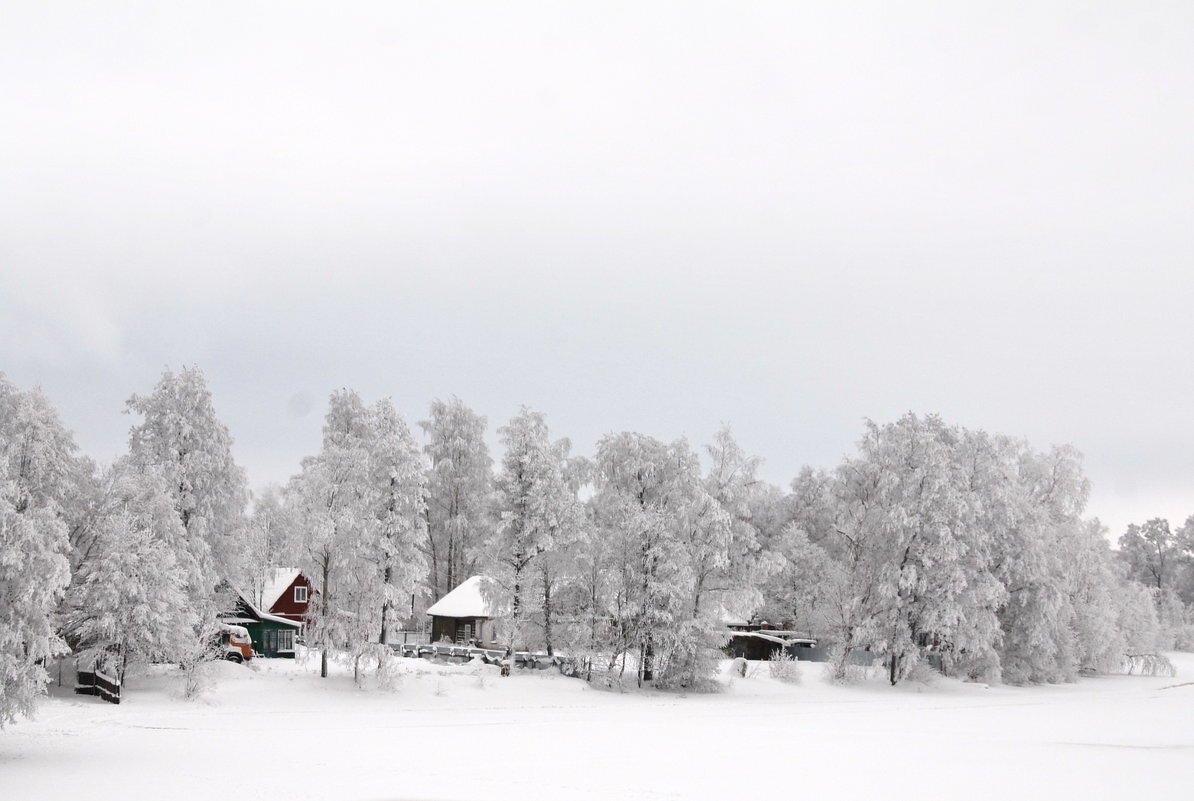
left=263, top=629, right=295, bottom=654
left=294, top=586, right=308, bottom=603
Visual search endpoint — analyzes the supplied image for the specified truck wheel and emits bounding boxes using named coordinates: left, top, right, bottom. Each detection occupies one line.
left=225, top=652, right=244, bottom=664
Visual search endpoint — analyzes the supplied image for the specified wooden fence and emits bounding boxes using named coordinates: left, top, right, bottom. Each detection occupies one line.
left=75, top=666, right=121, bottom=704
left=391, top=642, right=574, bottom=673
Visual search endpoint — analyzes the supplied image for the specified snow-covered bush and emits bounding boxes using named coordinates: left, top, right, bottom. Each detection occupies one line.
left=350, top=643, right=402, bottom=691
left=768, top=651, right=801, bottom=684
left=902, top=658, right=939, bottom=685
left=823, top=657, right=871, bottom=685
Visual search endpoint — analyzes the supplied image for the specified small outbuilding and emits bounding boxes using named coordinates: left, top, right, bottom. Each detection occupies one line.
left=426, top=575, right=501, bottom=648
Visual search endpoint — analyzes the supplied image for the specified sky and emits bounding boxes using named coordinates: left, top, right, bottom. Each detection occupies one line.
left=1, top=1, right=1191, bottom=539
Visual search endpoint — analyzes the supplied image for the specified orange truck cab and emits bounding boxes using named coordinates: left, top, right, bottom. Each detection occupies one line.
left=218, top=623, right=254, bottom=663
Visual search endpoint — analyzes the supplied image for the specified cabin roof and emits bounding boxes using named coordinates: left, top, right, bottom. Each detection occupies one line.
left=426, top=575, right=498, bottom=618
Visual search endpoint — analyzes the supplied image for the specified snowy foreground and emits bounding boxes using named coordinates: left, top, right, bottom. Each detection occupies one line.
left=5, top=652, right=1194, bottom=801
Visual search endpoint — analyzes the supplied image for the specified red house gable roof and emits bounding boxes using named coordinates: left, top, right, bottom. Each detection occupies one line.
left=263, top=569, right=313, bottom=623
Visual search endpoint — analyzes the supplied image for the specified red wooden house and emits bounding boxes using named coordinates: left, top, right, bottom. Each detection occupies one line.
left=260, top=568, right=314, bottom=626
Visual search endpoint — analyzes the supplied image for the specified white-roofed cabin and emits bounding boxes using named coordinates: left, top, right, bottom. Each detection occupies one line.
left=426, top=575, right=501, bottom=648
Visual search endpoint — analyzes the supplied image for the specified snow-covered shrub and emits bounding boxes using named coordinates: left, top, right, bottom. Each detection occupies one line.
left=768, top=651, right=801, bottom=684
left=180, top=653, right=216, bottom=701
left=823, top=659, right=871, bottom=684
left=1122, top=653, right=1176, bottom=677
left=366, top=644, right=403, bottom=692
left=902, top=658, right=939, bottom=685
left=731, top=657, right=748, bottom=678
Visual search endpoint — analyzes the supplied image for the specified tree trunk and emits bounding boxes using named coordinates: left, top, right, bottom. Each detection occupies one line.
left=379, top=565, right=392, bottom=644
left=320, top=557, right=331, bottom=679
left=542, top=564, right=554, bottom=657
left=507, top=563, right=523, bottom=658
left=446, top=534, right=456, bottom=599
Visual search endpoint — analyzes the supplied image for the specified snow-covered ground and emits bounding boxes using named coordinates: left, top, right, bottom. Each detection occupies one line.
left=5, top=652, right=1194, bottom=800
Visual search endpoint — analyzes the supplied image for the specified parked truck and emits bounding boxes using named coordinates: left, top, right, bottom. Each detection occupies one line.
left=218, top=623, right=254, bottom=663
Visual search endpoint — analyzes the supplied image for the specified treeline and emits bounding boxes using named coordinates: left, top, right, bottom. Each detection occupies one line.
left=2, top=368, right=1192, bottom=726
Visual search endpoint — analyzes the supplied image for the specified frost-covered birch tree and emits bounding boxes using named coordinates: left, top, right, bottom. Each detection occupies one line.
left=701, top=428, right=773, bottom=623
left=537, top=453, right=591, bottom=657
left=289, top=391, right=431, bottom=682
left=488, top=408, right=582, bottom=656
left=591, top=433, right=730, bottom=689
left=369, top=398, right=427, bottom=644
left=288, top=391, right=375, bottom=679
left=245, top=485, right=289, bottom=608
left=420, top=398, right=493, bottom=602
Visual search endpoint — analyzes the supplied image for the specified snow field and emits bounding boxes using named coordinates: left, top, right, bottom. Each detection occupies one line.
left=4, top=651, right=1193, bottom=801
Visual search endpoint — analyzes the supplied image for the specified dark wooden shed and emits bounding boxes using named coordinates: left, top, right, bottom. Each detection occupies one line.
left=426, top=576, right=501, bottom=648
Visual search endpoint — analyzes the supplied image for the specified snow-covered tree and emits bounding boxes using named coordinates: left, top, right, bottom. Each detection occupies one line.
left=125, top=367, right=250, bottom=595
left=755, top=468, right=833, bottom=631
left=701, top=428, right=773, bottom=625
left=488, top=408, right=582, bottom=656
left=765, top=519, right=844, bottom=639
left=992, top=442, right=1095, bottom=684
left=420, top=398, right=493, bottom=602
left=814, top=416, right=1008, bottom=684
left=1065, top=520, right=1128, bottom=674
left=369, top=398, right=428, bottom=644
left=1118, top=518, right=1179, bottom=592
left=536, top=452, right=591, bottom=657
left=245, top=485, right=289, bottom=608
left=288, top=391, right=430, bottom=682
left=1117, top=578, right=1164, bottom=654
left=0, top=376, right=74, bottom=726
left=1176, top=515, right=1194, bottom=605
left=288, top=390, right=376, bottom=679
left=590, top=433, right=728, bottom=689
left=0, top=499, right=70, bottom=725
left=63, top=468, right=191, bottom=683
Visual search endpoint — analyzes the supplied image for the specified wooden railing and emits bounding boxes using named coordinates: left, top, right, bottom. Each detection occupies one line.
left=75, top=667, right=121, bottom=704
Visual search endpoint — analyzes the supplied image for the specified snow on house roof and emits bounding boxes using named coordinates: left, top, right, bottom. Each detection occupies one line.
left=222, top=585, right=303, bottom=630
left=425, top=575, right=498, bottom=618
left=730, top=631, right=817, bottom=646
left=256, top=608, right=303, bottom=629
left=260, top=567, right=303, bottom=611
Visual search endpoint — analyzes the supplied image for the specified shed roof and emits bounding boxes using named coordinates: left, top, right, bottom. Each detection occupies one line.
left=426, top=575, right=498, bottom=618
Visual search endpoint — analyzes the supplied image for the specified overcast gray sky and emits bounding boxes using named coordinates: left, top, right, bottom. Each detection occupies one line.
left=2, top=1, right=1191, bottom=538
